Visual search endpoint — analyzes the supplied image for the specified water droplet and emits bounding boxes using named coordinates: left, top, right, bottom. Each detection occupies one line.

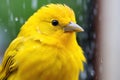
left=6, top=0, right=10, bottom=5
left=31, top=0, right=38, bottom=10
left=80, top=71, right=87, bottom=79
left=90, top=69, right=95, bottom=77
left=79, top=16, right=83, bottom=21
left=4, top=29, right=8, bottom=32
left=88, top=65, right=95, bottom=77
left=20, top=17, right=24, bottom=24
left=10, top=13, right=14, bottom=22
left=15, top=17, right=19, bottom=22
left=83, top=4, right=87, bottom=11
left=100, top=58, right=103, bottom=63
left=76, top=0, right=82, bottom=4
left=93, top=8, right=97, bottom=16
left=23, top=3, right=26, bottom=9
left=93, top=33, right=96, bottom=39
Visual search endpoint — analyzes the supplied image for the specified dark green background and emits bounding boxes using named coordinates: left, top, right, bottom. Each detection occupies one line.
left=0, top=0, right=96, bottom=80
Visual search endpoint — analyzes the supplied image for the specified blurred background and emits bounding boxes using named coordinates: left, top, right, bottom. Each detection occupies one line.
left=3, top=0, right=120, bottom=80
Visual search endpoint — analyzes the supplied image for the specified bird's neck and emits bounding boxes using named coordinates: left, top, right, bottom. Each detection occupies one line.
left=55, top=32, right=78, bottom=48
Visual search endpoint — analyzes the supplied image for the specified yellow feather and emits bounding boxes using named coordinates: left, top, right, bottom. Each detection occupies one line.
left=0, top=4, right=86, bottom=80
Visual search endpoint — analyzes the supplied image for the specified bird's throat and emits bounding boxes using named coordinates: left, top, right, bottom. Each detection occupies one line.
left=58, top=32, right=77, bottom=47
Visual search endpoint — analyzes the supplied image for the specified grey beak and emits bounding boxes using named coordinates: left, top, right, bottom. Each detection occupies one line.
left=64, top=22, right=84, bottom=32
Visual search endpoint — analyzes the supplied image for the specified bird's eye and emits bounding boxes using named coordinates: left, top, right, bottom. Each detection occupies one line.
left=52, top=20, right=59, bottom=26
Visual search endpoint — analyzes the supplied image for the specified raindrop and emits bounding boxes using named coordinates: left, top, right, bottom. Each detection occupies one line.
left=20, top=17, right=24, bottom=24
left=76, top=0, right=82, bottom=5
left=100, top=58, right=103, bottom=63
left=4, top=29, right=8, bottom=32
left=31, top=0, right=38, bottom=10
left=90, top=69, right=95, bottom=77
left=80, top=71, right=87, bottom=80
left=79, top=16, right=83, bottom=21
left=10, top=13, right=14, bottom=22
left=15, top=17, right=19, bottom=22
left=88, top=65, right=95, bottom=78
left=93, top=33, right=96, bottom=39
left=6, top=0, right=10, bottom=5
left=23, top=3, right=26, bottom=9
left=93, top=8, right=97, bottom=16
left=83, top=4, right=87, bottom=11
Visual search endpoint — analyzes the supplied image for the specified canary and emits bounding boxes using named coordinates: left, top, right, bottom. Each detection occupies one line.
left=0, top=4, right=86, bottom=80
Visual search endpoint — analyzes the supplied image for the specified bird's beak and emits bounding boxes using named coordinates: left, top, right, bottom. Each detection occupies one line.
left=64, top=22, right=84, bottom=32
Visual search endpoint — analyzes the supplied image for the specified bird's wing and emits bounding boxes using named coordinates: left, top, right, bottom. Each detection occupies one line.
left=0, top=37, right=24, bottom=80
left=0, top=36, right=58, bottom=80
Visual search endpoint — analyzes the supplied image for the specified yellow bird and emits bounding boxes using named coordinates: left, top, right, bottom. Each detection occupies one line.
left=0, top=4, right=86, bottom=80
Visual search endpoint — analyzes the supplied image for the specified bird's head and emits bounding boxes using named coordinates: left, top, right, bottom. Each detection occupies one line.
left=19, top=4, right=84, bottom=39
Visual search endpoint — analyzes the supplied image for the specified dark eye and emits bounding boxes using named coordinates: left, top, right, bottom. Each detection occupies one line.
left=52, top=20, right=59, bottom=26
